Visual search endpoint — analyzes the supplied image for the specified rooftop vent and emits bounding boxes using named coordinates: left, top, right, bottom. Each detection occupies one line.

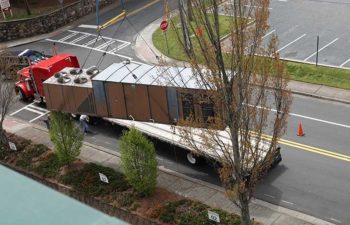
left=70, top=68, right=83, bottom=75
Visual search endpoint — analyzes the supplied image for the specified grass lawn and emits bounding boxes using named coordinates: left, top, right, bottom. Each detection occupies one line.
left=153, top=14, right=233, bottom=61
left=284, top=61, right=350, bottom=90
left=153, top=17, right=350, bottom=90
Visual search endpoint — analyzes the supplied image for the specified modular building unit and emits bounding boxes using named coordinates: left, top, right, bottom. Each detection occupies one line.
left=43, top=67, right=96, bottom=116
left=44, top=62, right=217, bottom=125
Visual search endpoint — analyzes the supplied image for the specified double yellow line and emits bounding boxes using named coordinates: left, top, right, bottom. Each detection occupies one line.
left=252, top=131, right=350, bottom=162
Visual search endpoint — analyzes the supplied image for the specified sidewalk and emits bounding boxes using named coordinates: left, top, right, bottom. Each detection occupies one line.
left=3, top=116, right=334, bottom=225
left=135, top=18, right=350, bottom=105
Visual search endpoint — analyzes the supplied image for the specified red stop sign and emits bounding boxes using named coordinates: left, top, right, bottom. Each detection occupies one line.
left=160, top=20, right=168, bottom=32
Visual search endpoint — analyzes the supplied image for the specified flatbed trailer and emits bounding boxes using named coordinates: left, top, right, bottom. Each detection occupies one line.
left=43, top=62, right=282, bottom=167
left=104, top=118, right=281, bottom=167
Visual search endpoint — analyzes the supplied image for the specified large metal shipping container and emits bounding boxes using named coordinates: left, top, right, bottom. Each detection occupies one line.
left=44, top=62, right=217, bottom=125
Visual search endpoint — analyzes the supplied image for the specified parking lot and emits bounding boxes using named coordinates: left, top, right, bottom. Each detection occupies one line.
left=267, top=0, right=350, bottom=68
left=221, top=0, right=350, bottom=68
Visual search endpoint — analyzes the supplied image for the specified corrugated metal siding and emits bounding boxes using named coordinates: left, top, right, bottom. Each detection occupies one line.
left=148, top=86, right=169, bottom=124
left=48, top=84, right=64, bottom=111
left=73, top=87, right=96, bottom=114
left=105, top=82, right=127, bottom=119
left=92, top=81, right=108, bottom=117
left=62, top=86, right=76, bottom=113
left=166, top=87, right=179, bottom=122
left=124, top=84, right=150, bottom=121
left=43, top=83, right=52, bottom=109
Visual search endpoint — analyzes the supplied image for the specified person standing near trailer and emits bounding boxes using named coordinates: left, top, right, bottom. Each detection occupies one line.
left=79, top=114, right=89, bottom=134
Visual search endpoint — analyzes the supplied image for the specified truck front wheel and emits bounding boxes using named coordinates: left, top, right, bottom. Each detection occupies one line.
left=17, top=88, right=27, bottom=101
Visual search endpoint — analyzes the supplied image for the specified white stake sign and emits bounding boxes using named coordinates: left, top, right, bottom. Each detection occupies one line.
left=98, top=172, right=109, bottom=183
left=0, top=0, right=10, bottom=10
left=208, top=210, right=220, bottom=223
left=8, top=142, right=17, bottom=151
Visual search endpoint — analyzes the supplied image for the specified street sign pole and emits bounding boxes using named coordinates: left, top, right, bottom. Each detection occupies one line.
left=96, top=0, right=99, bottom=26
left=316, top=35, right=319, bottom=67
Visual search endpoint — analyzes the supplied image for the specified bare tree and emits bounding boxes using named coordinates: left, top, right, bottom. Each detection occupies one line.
left=172, top=0, right=291, bottom=224
left=0, top=50, right=18, bottom=147
left=187, top=0, right=194, bottom=21
left=178, top=0, right=193, bottom=57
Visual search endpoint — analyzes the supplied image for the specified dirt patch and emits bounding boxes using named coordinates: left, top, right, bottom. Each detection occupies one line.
left=58, top=159, right=85, bottom=177
left=136, top=187, right=181, bottom=218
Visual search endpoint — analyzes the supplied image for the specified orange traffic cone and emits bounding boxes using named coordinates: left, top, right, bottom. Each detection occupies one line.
left=297, top=122, right=305, bottom=136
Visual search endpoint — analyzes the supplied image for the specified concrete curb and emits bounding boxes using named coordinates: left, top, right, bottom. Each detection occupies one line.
left=289, top=88, right=350, bottom=105
left=253, top=199, right=334, bottom=225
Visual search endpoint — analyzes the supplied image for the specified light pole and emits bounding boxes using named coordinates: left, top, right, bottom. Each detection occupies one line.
left=24, top=0, right=31, bottom=15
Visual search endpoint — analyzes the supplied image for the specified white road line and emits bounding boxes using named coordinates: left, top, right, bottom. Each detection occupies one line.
left=10, top=107, right=26, bottom=116
left=108, top=42, right=130, bottom=53
left=303, top=38, right=339, bottom=62
left=29, top=112, right=49, bottom=123
left=339, top=58, right=350, bottom=67
left=22, top=107, right=45, bottom=115
left=263, top=29, right=275, bottom=39
left=264, top=194, right=275, bottom=198
left=70, top=34, right=90, bottom=44
left=58, top=32, right=78, bottom=42
left=244, top=5, right=272, bottom=10
left=281, top=200, right=294, bottom=205
left=67, top=30, right=131, bottom=45
left=27, top=103, right=49, bottom=112
left=251, top=104, right=350, bottom=129
left=26, top=106, right=48, bottom=114
left=277, top=34, right=306, bottom=52
left=95, top=40, right=116, bottom=50
left=78, top=24, right=98, bottom=29
left=288, top=112, right=350, bottom=129
left=83, top=37, right=103, bottom=46
left=11, top=101, right=49, bottom=119
left=45, top=38, right=133, bottom=60
left=329, top=218, right=342, bottom=224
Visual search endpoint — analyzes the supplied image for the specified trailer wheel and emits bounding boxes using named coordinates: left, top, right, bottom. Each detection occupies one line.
left=187, top=152, right=200, bottom=165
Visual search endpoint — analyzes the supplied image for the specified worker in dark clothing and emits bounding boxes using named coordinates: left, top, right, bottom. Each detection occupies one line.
left=79, top=114, right=90, bottom=134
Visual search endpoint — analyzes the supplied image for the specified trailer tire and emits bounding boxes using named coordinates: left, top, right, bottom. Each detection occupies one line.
left=187, top=152, right=200, bottom=165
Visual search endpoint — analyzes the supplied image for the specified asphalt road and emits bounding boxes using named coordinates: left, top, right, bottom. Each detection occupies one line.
left=8, top=0, right=350, bottom=224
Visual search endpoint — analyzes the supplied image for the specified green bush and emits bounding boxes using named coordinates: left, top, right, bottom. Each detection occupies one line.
left=34, top=154, right=63, bottom=178
left=159, top=199, right=241, bottom=225
left=49, top=112, right=83, bottom=165
left=62, top=163, right=130, bottom=196
left=120, top=128, right=158, bottom=196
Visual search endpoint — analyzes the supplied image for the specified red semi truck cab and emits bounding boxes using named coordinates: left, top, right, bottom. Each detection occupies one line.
left=15, top=54, right=80, bottom=102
